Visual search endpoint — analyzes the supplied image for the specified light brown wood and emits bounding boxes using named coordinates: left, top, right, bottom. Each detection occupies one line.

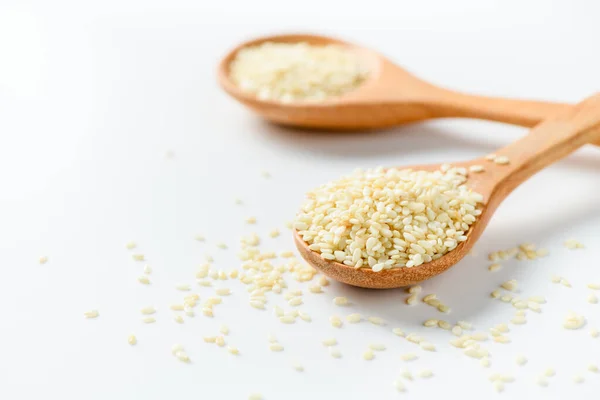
left=294, top=93, right=600, bottom=289
left=217, top=33, right=600, bottom=146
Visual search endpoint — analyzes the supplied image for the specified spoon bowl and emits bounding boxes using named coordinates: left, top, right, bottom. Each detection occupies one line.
left=293, top=94, right=600, bottom=288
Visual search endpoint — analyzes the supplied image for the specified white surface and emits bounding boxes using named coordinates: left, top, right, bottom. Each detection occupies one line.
left=1, top=1, right=600, bottom=399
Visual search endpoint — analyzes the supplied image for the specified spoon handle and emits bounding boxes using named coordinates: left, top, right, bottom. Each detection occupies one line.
left=483, top=93, right=600, bottom=198
left=432, top=89, right=570, bottom=128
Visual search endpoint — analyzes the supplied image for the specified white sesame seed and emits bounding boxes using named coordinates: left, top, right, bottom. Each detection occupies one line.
left=588, top=363, right=598, bottom=373
left=438, top=320, right=452, bottom=330
left=128, top=334, right=137, bottom=345
left=528, top=295, right=546, bottom=304
left=329, top=316, right=343, bottom=328
left=494, top=156, right=510, bottom=165
left=245, top=216, right=257, bottom=224
left=407, top=285, right=422, bottom=294
left=362, top=349, right=375, bottom=360
left=393, top=379, right=406, bottom=392
left=588, top=283, right=600, bottom=290
left=469, top=164, right=485, bottom=173
left=248, top=394, right=262, bottom=400
left=488, top=263, right=501, bottom=272
left=174, top=315, right=184, bottom=324
left=322, top=338, right=337, bottom=347
left=215, top=288, right=231, bottom=296
left=457, top=321, right=473, bottom=330
left=216, top=242, right=227, bottom=249
left=423, top=319, right=438, bottom=327
left=493, top=381, right=504, bottom=393
left=564, top=312, right=586, bottom=329
left=511, top=316, right=527, bottom=325
left=298, top=311, right=311, bottom=322
left=485, top=153, right=497, bottom=161
left=418, top=369, right=433, bottom=379
left=142, top=317, right=155, bottom=323
left=269, top=343, right=284, bottom=352
left=345, top=313, right=362, bottom=323
left=250, top=301, right=265, bottom=310
left=202, top=307, right=214, bottom=317
left=84, top=310, right=99, bottom=319
left=39, top=256, right=49, bottom=264
left=132, top=254, right=145, bottom=261
left=564, top=239, right=584, bottom=249
left=516, top=355, right=528, bottom=366
left=279, top=316, right=295, bottom=324
left=490, top=289, right=501, bottom=299
left=587, top=293, right=598, bottom=304
left=560, top=278, right=572, bottom=288
left=451, top=326, right=463, bottom=336
left=420, top=342, right=436, bottom=351
left=329, top=348, right=342, bottom=358
left=401, top=353, right=418, bottom=361
left=367, top=316, right=386, bottom=326
left=138, top=276, right=150, bottom=285
left=573, top=375, right=584, bottom=384
left=368, top=343, right=386, bottom=351
left=537, top=376, right=549, bottom=387
left=591, top=328, right=599, bottom=338
left=227, top=346, right=239, bottom=355
left=501, top=279, right=518, bottom=292
left=333, top=296, right=349, bottom=306
left=544, top=368, right=556, bottom=377
left=288, top=297, right=303, bottom=307
left=140, top=306, right=156, bottom=315
left=406, top=334, right=423, bottom=344
left=392, top=328, right=405, bottom=337
left=437, top=304, right=451, bottom=313
left=406, top=294, right=418, bottom=305
left=219, top=324, right=229, bottom=335
left=280, top=251, right=294, bottom=258
left=423, top=294, right=437, bottom=302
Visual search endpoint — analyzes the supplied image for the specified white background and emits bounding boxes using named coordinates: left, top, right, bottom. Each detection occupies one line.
left=1, top=0, right=599, bottom=399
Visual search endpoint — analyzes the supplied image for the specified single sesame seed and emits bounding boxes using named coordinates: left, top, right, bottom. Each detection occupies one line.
left=488, top=263, right=502, bottom=272
left=197, top=280, right=212, bottom=287
left=501, top=279, right=518, bottom=292
left=329, top=316, right=343, bottom=328
left=215, top=288, right=231, bottom=296
left=84, top=310, right=99, bottom=319
left=469, top=165, right=485, bottom=173
left=216, top=242, right=227, bottom=249
left=248, top=394, right=263, bottom=400
left=140, top=306, right=156, bottom=315
left=485, top=153, right=497, bottom=161
left=369, top=343, right=386, bottom=351
left=333, top=296, right=349, bottom=306
left=202, top=307, right=214, bottom=317
left=195, top=235, right=205, bottom=242
left=132, top=254, right=145, bottom=261
left=493, top=381, right=504, bottom=393
left=591, top=328, right=599, bottom=338
left=437, top=304, right=451, bottom=313
left=322, top=338, right=337, bottom=347
left=319, top=276, right=330, bottom=286
left=406, top=294, right=418, bottom=305
left=457, top=321, right=473, bottom=330
left=367, top=316, right=386, bottom=326
left=362, top=349, right=375, bottom=360
left=544, top=368, right=556, bottom=377
left=269, top=343, right=284, bottom=352
left=128, top=334, right=137, bottom=345
left=203, top=336, right=216, bottom=343
left=587, top=363, right=598, bottom=373
left=490, top=289, right=501, bottom=299
left=573, top=375, right=584, bottom=384
left=537, top=376, right=549, bottom=387
left=220, top=324, right=229, bottom=335
left=423, top=294, right=437, bottom=302
left=511, top=316, right=527, bottom=325
left=451, top=326, right=463, bottom=336
left=280, top=251, right=295, bottom=258
left=400, top=353, right=418, bottom=361
left=125, top=242, right=136, bottom=250
left=588, top=283, right=600, bottom=290
left=245, top=216, right=257, bottom=224
left=138, top=276, right=150, bottom=285
left=142, top=317, right=156, bottom=323
left=39, top=256, right=49, bottom=264
left=407, top=285, right=422, bottom=294
left=345, top=313, right=362, bottom=323
left=329, top=348, right=342, bottom=358
left=587, top=293, right=598, bottom=304
left=515, top=355, right=528, bottom=366
left=227, top=346, right=239, bottom=355
left=424, top=319, right=439, bottom=327
left=420, top=342, right=436, bottom=351
left=292, top=361, right=304, bottom=372
left=215, top=336, right=225, bottom=347
left=269, top=229, right=280, bottom=238
left=288, top=297, right=303, bottom=306
left=438, top=320, right=452, bottom=330
left=394, top=379, right=406, bottom=392
left=418, top=369, right=433, bottom=379
left=174, top=315, right=184, bottom=324
left=563, top=312, right=586, bottom=329
left=279, top=316, right=295, bottom=324
left=494, top=156, right=510, bottom=165
left=392, top=328, right=405, bottom=337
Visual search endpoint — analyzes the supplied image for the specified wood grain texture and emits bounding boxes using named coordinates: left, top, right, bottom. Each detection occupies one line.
left=293, top=93, right=600, bottom=289
left=217, top=33, right=600, bottom=146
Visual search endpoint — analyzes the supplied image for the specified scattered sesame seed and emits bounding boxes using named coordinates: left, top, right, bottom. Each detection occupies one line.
left=322, top=338, right=337, bottom=347
left=84, top=310, right=99, bottom=319
left=438, top=320, right=452, bottom=330
left=480, top=358, right=491, bottom=368
left=246, top=216, right=257, bottom=224
left=406, top=294, right=418, bottom=305
left=269, top=343, right=284, bottom=352
left=457, top=321, right=473, bottom=330
left=333, top=296, right=349, bottom=306
left=424, top=319, right=439, bottom=328
left=401, top=353, right=418, bottom=361
left=588, top=283, right=600, bottom=290
left=485, top=153, right=497, bottom=161
left=138, top=276, right=150, bottom=285
left=140, top=306, right=156, bottom=315
left=132, top=254, right=145, bottom=261
left=493, top=381, right=504, bottom=393
left=368, top=343, right=386, bottom=351
left=329, top=316, right=343, bottom=328
left=588, top=363, right=598, bottom=373
left=142, top=317, right=156, bottom=323
left=564, top=312, right=586, bottom=329
left=564, top=239, right=584, bottom=249
left=544, top=368, right=556, bottom=377
left=319, top=276, right=330, bottom=286
left=362, top=349, right=375, bottom=360
left=393, top=379, right=406, bottom=392
left=202, top=307, right=214, bottom=317
left=279, top=316, right=295, bottom=324
left=220, top=324, right=229, bottom=335
left=516, top=355, right=528, bottom=366
left=392, top=328, right=405, bottom=337
left=451, top=326, right=463, bottom=336
left=591, top=328, right=599, bottom=338
left=469, top=165, right=485, bottom=173
left=128, top=334, right=137, bottom=345
left=418, top=369, right=433, bottom=379
left=367, top=316, right=386, bottom=326
left=269, top=229, right=280, bottom=238
left=195, top=235, right=205, bottom=242
left=573, top=375, right=584, bottom=384
left=216, top=288, right=231, bottom=296
left=501, top=279, right=518, bottom=292
left=248, top=394, right=262, bottom=400
left=494, top=156, right=510, bottom=165
left=39, top=256, right=49, bottom=264
left=292, top=361, right=304, bottom=372
left=227, top=346, right=239, bottom=355
left=329, top=348, right=342, bottom=358
left=587, top=293, right=598, bottom=304
left=536, top=376, right=549, bottom=387
left=423, top=294, right=437, bottom=302
left=345, top=313, right=362, bottom=323
left=174, top=315, right=184, bottom=324
left=488, top=263, right=501, bottom=272
left=407, top=285, right=422, bottom=294
left=420, top=342, right=436, bottom=351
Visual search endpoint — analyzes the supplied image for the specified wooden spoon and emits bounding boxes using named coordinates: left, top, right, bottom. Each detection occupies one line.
left=294, top=93, right=600, bottom=289
left=218, top=33, right=600, bottom=146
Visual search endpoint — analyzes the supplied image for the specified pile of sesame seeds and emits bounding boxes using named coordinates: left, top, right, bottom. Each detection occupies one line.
left=294, top=165, right=484, bottom=271
left=77, top=171, right=599, bottom=398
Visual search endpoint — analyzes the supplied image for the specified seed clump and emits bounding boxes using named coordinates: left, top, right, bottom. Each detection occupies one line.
left=295, top=166, right=483, bottom=271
